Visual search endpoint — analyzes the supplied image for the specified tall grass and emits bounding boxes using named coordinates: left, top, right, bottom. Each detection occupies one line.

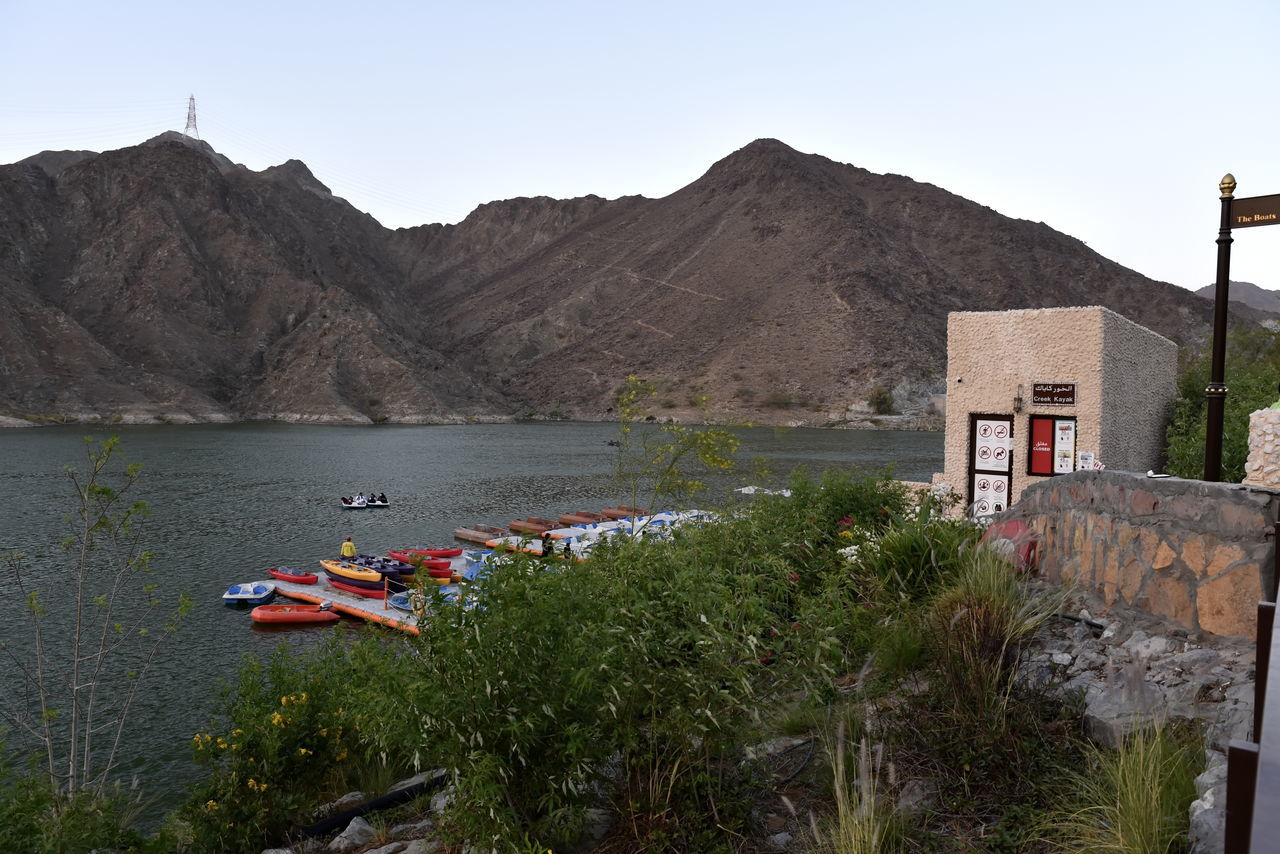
left=807, top=722, right=899, bottom=854
left=923, top=546, right=1064, bottom=735
left=1045, top=721, right=1199, bottom=853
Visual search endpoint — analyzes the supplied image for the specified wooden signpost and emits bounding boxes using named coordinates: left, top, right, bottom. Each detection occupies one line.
left=1205, top=176, right=1280, bottom=482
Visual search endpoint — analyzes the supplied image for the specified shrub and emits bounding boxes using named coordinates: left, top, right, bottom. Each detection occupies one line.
left=921, top=547, right=1064, bottom=736
left=1043, top=721, right=1200, bottom=853
left=182, top=635, right=390, bottom=853
left=852, top=500, right=982, bottom=603
left=1164, top=325, right=1280, bottom=481
left=868, top=386, right=895, bottom=415
left=762, top=391, right=794, bottom=408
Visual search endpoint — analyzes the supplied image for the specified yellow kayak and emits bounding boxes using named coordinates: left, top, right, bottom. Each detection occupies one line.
left=319, top=559, right=386, bottom=584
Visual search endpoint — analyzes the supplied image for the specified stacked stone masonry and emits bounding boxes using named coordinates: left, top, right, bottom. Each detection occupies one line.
left=1244, top=409, right=1280, bottom=489
left=1001, top=470, right=1280, bottom=639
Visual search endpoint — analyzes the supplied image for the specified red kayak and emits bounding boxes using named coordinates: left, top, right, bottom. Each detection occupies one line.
left=326, top=577, right=387, bottom=599
left=268, top=566, right=319, bottom=585
left=251, top=603, right=339, bottom=624
left=387, top=550, right=451, bottom=570
left=390, top=547, right=462, bottom=559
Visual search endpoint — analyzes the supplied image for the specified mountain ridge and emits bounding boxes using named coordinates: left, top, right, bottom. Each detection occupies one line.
left=0, top=135, right=1227, bottom=427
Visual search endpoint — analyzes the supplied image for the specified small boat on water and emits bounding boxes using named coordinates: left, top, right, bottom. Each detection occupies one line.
left=386, top=550, right=451, bottom=570
left=325, top=576, right=388, bottom=599
left=600, top=506, right=648, bottom=520
left=341, top=496, right=368, bottom=509
left=268, top=566, right=319, bottom=585
left=392, top=547, right=462, bottom=559
left=508, top=517, right=558, bottom=536
left=320, top=560, right=402, bottom=585
left=250, top=602, right=340, bottom=624
left=222, top=582, right=277, bottom=607
left=353, top=554, right=415, bottom=574
left=453, top=523, right=508, bottom=545
left=387, top=591, right=428, bottom=614
left=366, top=495, right=390, bottom=507
left=558, top=511, right=609, bottom=526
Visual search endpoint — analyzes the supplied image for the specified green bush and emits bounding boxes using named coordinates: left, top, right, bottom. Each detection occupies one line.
left=1043, top=721, right=1200, bottom=853
left=851, top=500, right=982, bottom=603
left=1165, top=325, right=1280, bottom=481
left=182, top=635, right=389, bottom=853
left=0, top=753, right=159, bottom=854
left=868, top=386, right=895, bottom=415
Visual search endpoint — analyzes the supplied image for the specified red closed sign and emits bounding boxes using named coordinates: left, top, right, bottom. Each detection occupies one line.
left=1030, top=417, right=1054, bottom=475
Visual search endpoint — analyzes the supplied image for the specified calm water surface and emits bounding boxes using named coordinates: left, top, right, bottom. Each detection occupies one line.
left=0, top=422, right=941, bottom=812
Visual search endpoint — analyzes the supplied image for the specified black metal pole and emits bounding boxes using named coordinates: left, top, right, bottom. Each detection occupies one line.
left=1204, top=173, right=1236, bottom=482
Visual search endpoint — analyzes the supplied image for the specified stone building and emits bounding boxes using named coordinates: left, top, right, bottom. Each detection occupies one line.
left=932, top=306, right=1178, bottom=511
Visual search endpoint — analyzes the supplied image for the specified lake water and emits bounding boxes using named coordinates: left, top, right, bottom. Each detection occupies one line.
left=0, top=422, right=941, bottom=813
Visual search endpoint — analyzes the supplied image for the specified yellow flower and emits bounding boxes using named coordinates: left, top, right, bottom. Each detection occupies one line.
left=298, top=747, right=312, bottom=756
left=270, top=712, right=285, bottom=727
left=216, top=737, right=228, bottom=749
left=297, top=692, right=308, bottom=704
left=336, top=749, right=348, bottom=761
left=838, top=530, right=854, bottom=539
left=280, top=695, right=290, bottom=705
left=204, top=800, right=218, bottom=812
left=318, top=728, right=328, bottom=737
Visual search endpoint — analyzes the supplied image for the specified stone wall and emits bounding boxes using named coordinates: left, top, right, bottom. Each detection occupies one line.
left=1001, top=469, right=1280, bottom=639
left=1244, top=408, right=1280, bottom=489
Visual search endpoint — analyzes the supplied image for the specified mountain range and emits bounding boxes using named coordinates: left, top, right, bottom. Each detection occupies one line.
left=0, top=133, right=1230, bottom=427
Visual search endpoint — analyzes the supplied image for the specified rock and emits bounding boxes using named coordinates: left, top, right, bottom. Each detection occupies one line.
left=745, top=736, right=809, bottom=760
left=1084, top=665, right=1168, bottom=748
left=400, top=841, right=443, bottom=854
left=320, top=791, right=367, bottom=816
left=430, top=785, right=455, bottom=815
left=389, top=768, right=447, bottom=792
left=1189, top=806, right=1225, bottom=854
left=897, top=778, right=938, bottom=816
left=261, top=849, right=293, bottom=854
left=366, top=844, right=407, bottom=854
left=1122, top=630, right=1174, bottom=660
left=327, top=816, right=376, bottom=853
left=767, top=831, right=794, bottom=849
left=390, top=818, right=435, bottom=839
left=1051, top=652, right=1073, bottom=666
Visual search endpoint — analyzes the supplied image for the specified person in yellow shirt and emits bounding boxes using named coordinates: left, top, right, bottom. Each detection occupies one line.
left=340, top=537, right=356, bottom=560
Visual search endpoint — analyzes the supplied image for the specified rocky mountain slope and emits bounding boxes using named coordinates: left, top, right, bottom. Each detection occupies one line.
left=0, top=135, right=1222, bottom=426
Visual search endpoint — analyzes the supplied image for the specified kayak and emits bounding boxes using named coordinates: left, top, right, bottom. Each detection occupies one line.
left=387, top=551, right=450, bottom=570
left=325, top=577, right=388, bottom=599
left=319, top=559, right=400, bottom=584
left=268, top=566, right=319, bottom=585
left=250, top=603, right=340, bottom=624
left=390, top=547, right=462, bottom=559
left=453, top=524, right=508, bottom=544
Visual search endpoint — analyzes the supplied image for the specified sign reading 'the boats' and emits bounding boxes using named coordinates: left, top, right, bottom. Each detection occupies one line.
left=1032, top=383, right=1076, bottom=406
left=1232, top=194, right=1280, bottom=229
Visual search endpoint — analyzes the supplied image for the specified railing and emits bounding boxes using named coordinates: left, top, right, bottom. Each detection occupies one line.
left=1225, top=525, right=1280, bottom=852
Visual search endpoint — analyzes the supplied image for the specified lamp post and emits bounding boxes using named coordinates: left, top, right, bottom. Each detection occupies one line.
left=1203, top=173, right=1236, bottom=482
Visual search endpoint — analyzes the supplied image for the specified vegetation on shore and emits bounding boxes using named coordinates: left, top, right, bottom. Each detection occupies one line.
left=1, top=428, right=1205, bottom=853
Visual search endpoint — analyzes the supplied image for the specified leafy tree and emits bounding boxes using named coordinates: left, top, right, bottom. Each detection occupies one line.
left=1164, top=326, right=1280, bottom=481
left=0, top=437, right=191, bottom=800
left=614, top=375, right=740, bottom=512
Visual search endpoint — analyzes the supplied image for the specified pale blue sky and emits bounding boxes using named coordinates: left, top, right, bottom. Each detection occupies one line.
left=3, top=0, right=1278, bottom=291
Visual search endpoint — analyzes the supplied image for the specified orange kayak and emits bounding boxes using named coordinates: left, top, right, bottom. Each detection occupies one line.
left=250, top=603, right=340, bottom=624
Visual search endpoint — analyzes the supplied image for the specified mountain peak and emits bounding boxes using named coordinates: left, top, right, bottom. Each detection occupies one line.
left=140, top=131, right=242, bottom=174
left=260, top=159, right=334, bottom=198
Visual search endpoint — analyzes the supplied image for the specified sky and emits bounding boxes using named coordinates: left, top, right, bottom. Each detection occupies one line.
left=3, top=0, right=1279, bottom=292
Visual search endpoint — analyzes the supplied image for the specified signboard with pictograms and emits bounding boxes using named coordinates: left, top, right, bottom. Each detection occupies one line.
left=968, top=414, right=1014, bottom=519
